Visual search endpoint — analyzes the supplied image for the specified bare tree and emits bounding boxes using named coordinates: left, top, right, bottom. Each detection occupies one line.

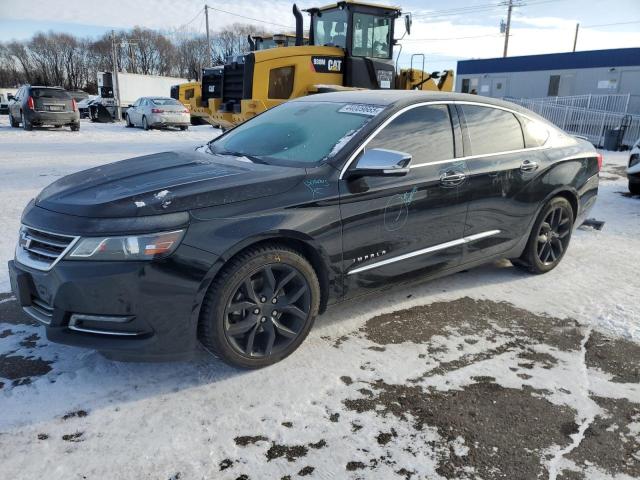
left=0, top=22, right=268, bottom=90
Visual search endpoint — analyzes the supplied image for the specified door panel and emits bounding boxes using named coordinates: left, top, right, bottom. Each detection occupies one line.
left=339, top=104, right=468, bottom=298
left=130, top=100, right=142, bottom=124
left=458, top=104, right=547, bottom=262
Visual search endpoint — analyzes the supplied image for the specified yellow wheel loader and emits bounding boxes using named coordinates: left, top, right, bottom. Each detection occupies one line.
left=174, top=1, right=454, bottom=128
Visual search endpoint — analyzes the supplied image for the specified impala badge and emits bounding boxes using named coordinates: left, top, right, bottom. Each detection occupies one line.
left=353, top=250, right=387, bottom=264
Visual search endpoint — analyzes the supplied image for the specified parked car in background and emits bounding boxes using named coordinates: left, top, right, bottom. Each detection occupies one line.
left=8, top=91, right=600, bottom=368
left=77, top=96, right=100, bottom=119
left=125, top=96, right=190, bottom=130
left=0, top=93, right=10, bottom=114
left=0, top=88, right=18, bottom=114
left=8, top=85, right=80, bottom=131
left=1, top=92, right=15, bottom=114
left=69, top=90, right=89, bottom=103
left=628, top=138, right=640, bottom=195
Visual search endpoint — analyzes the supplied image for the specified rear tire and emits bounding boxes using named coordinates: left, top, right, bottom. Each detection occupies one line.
left=629, top=181, right=640, bottom=196
left=21, top=112, right=32, bottom=131
left=142, top=116, right=150, bottom=131
left=199, top=245, right=320, bottom=369
left=70, top=123, right=80, bottom=132
left=514, top=197, right=574, bottom=274
left=180, top=125, right=188, bottom=131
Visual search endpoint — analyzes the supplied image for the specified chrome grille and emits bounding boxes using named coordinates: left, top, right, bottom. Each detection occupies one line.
left=15, top=225, right=79, bottom=271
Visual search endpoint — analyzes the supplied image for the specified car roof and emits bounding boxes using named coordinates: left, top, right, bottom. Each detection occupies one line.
left=26, top=85, right=65, bottom=90
left=293, top=90, right=535, bottom=116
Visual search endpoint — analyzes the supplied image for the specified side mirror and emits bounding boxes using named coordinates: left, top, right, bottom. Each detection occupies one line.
left=7, top=94, right=14, bottom=100
left=348, top=148, right=412, bottom=178
left=128, top=104, right=134, bottom=108
left=404, top=14, right=412, bottom=36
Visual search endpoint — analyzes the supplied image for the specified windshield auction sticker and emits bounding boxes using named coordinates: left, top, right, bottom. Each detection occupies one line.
left=338, top=104, right=385, bottom=116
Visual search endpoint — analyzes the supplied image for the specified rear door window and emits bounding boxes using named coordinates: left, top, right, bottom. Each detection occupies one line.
left=461, top=105, right=524, bottom=156
left=367, top=105, right=454, bottom=163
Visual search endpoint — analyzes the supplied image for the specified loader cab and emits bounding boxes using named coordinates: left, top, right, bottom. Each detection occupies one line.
left=307, top=1, right=400, bottom=89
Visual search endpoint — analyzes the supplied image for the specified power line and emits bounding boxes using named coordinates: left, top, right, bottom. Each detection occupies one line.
left=205, top=5, right=295, bottom=30
left=402, top=33, right=503, bottom=42
left=178, top=8, right=204, bottom=30
left=412, top=0, right=564, bottom=20
left=582, top=19, right=640, bottom=28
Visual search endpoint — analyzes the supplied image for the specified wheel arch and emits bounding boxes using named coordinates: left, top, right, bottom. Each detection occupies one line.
left=193, top=230, right=333, bottom=333
left=548, top=188, right=579, bottom=222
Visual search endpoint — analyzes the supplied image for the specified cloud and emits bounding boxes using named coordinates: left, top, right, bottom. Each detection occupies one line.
left=512, top=15, right=579, bottom=29
left=396, top=17, right=640, bottom=68
left=0, top=0, right=301, bottom=33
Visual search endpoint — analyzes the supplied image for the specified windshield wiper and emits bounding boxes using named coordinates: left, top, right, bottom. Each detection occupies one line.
left=210, top=148, right=268, bottom=165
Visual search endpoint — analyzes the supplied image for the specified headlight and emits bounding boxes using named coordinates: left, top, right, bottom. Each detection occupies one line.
left=630, top=154, right=640, bottom=168
left=66, top=230, right=185, bottom=261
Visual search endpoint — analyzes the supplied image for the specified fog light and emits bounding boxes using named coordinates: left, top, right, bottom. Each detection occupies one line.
left=69, top=314, right=140, bottom=336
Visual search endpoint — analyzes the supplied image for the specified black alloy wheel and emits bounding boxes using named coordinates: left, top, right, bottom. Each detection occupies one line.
left=536, top=205, right=572, bottom=265
left=224, top=264, right=311, bottom=358
left=515, top=197, right=574, bottom=274
left=199, top=245, right=320, bottom=368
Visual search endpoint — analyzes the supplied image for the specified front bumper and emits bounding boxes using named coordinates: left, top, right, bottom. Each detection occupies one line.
left=8, top=243, right=217, bottom=361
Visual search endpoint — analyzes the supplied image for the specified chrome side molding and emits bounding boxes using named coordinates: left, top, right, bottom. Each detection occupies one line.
left=348, top=230, right=501, bottom=275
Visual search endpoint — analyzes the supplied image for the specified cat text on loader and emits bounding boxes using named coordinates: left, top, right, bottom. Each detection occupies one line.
left=176, top=1, right=454, bottom=128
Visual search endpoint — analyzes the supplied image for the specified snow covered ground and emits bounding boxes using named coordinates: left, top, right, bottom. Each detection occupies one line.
left=0, top=116, right=638, bottom=479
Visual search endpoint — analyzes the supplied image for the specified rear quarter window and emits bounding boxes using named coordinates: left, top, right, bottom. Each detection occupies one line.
left=461, top=105, right=524, bottom=156
left=520, top=117, right=550, bottom=148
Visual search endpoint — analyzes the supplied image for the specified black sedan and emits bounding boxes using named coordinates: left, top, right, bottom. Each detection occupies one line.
left=8, top=91, right=600, bottom=368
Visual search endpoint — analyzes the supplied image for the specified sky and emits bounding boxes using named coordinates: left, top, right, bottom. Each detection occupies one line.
left=0, top=0, right=639, bottom=73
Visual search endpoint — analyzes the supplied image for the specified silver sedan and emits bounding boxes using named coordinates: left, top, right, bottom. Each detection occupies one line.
left=125, top=97, right=190, bottom=130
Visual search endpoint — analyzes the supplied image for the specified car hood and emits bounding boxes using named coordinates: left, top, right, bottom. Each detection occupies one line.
left=35, top=148, right=305, bottom=218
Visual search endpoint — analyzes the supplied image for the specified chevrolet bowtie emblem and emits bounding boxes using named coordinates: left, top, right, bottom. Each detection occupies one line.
left=19, top=231, right=32, bottom=250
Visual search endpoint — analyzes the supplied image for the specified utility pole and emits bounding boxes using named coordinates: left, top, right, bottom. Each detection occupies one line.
left=573, top=23, right=580, bottom=52
left=205, top=5, right=212, bottom=67
left=502, top=0, right=513, bottom=58
left=111, top=30, right=121, bottom=121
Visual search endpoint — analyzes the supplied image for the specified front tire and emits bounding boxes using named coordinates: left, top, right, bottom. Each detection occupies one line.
left=629, top=181, right=640, bottom=196
left=70, top=123, right=80, bottom=132
left=9, top=112, right=18, bottom=128
left=515, top=197, right=574, bottom=274
left=199, top=245, right=320, bottom=369
left=180, top=125, right=188, bottom=131
left=125, top=114, right=133, bottom=128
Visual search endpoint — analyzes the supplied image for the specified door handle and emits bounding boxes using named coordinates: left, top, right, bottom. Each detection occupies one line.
left=520, top=160, right=539, bottom=172
left=440, top=171, right=466, bottom=186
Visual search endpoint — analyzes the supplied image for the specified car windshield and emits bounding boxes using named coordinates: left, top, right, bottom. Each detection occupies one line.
left=151, top=98, right=181, bottom=106
left=208, top=101, right=385, bottom=166
left=32, top=88, right=70, bottom=100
